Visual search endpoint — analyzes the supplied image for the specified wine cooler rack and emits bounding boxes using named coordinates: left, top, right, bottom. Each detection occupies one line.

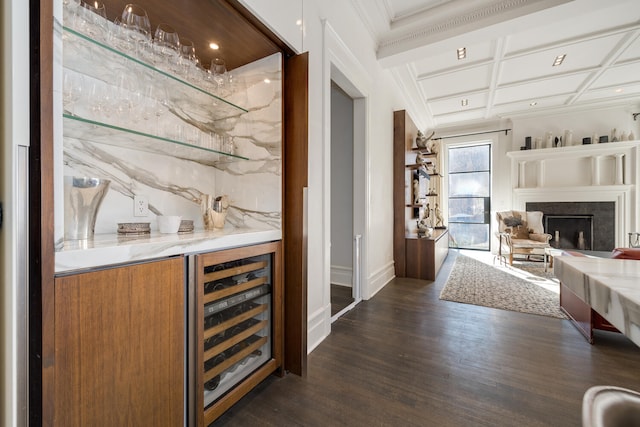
left=190, top=241, right=282, bottom=426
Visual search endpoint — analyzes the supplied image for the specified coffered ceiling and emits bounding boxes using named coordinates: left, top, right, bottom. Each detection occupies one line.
left=351, top=0, right=640, bottom=130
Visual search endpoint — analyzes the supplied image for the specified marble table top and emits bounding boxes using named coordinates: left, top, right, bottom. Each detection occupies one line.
left=55, top=228, right=282, bottom=274
left=554, top=256, right=640, bottom=347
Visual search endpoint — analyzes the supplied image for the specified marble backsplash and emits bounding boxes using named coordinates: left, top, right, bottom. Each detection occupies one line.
left=56, top=32, right=283, bottom=248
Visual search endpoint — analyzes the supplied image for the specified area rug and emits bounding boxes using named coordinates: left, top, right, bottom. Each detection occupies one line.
left=439, top=254, right=567, bottom=319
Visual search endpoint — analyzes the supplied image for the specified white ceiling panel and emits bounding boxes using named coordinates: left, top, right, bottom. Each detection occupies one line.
left=591, top=62, right=640, bottom=89
left=412, top=39, right=495, bottom=76
left=419, top=64, right=492, bottom=99
left=434, top=109, right=487, bottom=126
left=492, top=94, right=573, bottom=116
left=577, top=83, right=640, bottom=102
left=494, top=73, right=590, bottom=105
left=500, top=34, right=625, bottom=85
left=429, top=92, right=489, bottom=116
left=504, top=1, right=639, bottom=55
left=385, top=0, right=448, bottom=20
left=616, top=36, right=640, bottom=63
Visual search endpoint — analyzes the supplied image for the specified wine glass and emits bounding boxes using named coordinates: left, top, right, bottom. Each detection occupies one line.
left=121, top=4, right=151, bottom=58
left=210, top=58, right=227, bottom=91
left=62, top=70, right=83, bottom=115
left=113, top=70, right=139, bottom=121
left=88, top=79, right=111, bottom=120
left=76, top=1, right=108, bottom=40
left=178, top=38, right=197, bottom=78
left=153, top=23, right=180, bottom=69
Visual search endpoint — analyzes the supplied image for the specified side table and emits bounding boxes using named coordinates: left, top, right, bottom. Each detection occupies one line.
left=544, top=247, right=565, bottom=272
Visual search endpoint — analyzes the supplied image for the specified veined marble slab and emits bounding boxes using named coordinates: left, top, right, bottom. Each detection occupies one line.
left=554, top=256, right=640, bottom=347
left=55, top=228, right=281, bottom=274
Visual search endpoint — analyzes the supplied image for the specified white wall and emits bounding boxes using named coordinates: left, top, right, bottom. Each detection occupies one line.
left=1, top=1, right=30, bottom=425
left=243, top=0, right=407, bottom=351
left=330, top=84, right=353, bottom=286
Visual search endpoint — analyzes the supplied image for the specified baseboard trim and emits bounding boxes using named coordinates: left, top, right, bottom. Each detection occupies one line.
left=366, top=260, right=395, bottom=300
left=330, top=264, right=352, bottom=286
left=307, top=304, right=330, bottom=353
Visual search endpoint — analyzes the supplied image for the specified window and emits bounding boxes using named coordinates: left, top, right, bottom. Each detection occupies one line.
left=447, top=144, right=491, bottom=250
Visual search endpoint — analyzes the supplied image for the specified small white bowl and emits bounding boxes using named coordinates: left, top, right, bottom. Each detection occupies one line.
left=157, top=215, right=182, bottom=234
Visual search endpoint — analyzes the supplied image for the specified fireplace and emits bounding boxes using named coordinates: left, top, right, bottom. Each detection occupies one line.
left=545, top=215, right=593, bottom=250
left=526, top=202, right=615, bottom=251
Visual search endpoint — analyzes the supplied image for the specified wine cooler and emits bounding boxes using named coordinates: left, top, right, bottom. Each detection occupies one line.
left=188, top=241, right=283, bottom=426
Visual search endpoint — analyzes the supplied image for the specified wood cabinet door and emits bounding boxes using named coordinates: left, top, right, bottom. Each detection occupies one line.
left=53, top=257, right=184, bottom=426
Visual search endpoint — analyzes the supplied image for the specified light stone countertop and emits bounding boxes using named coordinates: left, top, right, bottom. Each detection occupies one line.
left=55, top=228, right=282, bottom=274
left=554, top=256, right=640, bottom=347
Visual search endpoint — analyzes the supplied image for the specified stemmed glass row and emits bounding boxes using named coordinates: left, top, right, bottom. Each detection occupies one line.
left=63, top=68, right=236, bottom=156
left=63, top=1, right=234, bottom=96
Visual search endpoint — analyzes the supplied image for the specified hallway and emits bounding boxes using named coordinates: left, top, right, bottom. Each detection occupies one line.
left=214, top=250, right=640, bottom=426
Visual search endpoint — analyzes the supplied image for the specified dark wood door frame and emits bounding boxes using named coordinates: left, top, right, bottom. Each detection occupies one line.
left=283, top=52, right=309, bottom=377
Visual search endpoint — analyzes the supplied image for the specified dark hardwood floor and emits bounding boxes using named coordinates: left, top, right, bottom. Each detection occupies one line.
left=331, top=284, right=354, bottom=316
left=213, top=250, right=640, bottom=426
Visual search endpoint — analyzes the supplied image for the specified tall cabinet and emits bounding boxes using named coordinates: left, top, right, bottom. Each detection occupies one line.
left=393, top=110, right=448, bottom=281
left=31, top=1, right=308, bottom=425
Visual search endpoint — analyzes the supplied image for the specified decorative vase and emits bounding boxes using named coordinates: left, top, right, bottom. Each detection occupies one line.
left=629, top=130, right=635, bottom=141
left=563, top=129, right=573, bottom=146
left=64, top=176, right=111, bottom=240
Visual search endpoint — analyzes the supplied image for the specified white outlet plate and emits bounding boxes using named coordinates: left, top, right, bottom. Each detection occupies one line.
left=134, top=195, right=149, bottom=217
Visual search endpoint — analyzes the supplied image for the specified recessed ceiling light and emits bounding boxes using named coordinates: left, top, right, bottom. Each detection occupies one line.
left=552, top=54, right=566, bottom=66
left=615, top=88, right=623, bottom=93
left=264, top=78, right=271, bottom=84
left=209, top=42, right=219, bottom=50
left=296, top=19, right=302, bottom=26
left=457, top=47, right=466, bottom=60
left=461, top=99, right=468, bottom=106
left=530, top=101, right=538, bottom=106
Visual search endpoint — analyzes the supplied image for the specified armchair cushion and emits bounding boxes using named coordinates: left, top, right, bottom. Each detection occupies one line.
left=525, top=211, right=544, bottom=234
left=497, top=210, right=547, bottom=239
left=528, top=233, right=551, bottom=243
left=497, top=210, right=529, bottom=239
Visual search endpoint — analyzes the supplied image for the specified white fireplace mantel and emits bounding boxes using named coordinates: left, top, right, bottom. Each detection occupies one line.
left=506, top=141, right=639, bottom=248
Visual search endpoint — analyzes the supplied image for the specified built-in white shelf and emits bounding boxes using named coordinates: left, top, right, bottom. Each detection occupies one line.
left=507, top=140, right=639, bottom=189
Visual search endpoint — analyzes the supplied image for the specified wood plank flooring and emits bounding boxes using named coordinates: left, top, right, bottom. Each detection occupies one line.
left=331, top=284, right=354, bottom=316
left=213, top=250, right=640, bottom=426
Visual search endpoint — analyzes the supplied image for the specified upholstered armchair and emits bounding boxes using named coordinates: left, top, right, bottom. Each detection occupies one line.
left=496, top=210, right=552, bottom=265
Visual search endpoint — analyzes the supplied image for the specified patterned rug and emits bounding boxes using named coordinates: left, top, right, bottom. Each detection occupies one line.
left=439, top=254, right=567, bottom=319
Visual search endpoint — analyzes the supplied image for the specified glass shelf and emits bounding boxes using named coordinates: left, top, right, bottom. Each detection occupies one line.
left=63, top=114, right=249, bottom=165
left=62, top=25, right=248, bottom=122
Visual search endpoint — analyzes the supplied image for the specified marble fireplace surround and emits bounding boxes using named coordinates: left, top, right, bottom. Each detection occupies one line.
left=526, top=202, right=615, bottom=251
left=513, top=186, right=630, bottom=249
left=507, top=142, right=639, bottom=249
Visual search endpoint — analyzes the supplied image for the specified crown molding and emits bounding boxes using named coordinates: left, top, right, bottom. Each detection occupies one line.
left=377, top=0, right=571, bottom=67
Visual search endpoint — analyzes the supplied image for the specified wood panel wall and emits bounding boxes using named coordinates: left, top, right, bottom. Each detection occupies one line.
left=283, top=52, right=309, bottom=377
left=393, top=110, right=419, bottom=278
